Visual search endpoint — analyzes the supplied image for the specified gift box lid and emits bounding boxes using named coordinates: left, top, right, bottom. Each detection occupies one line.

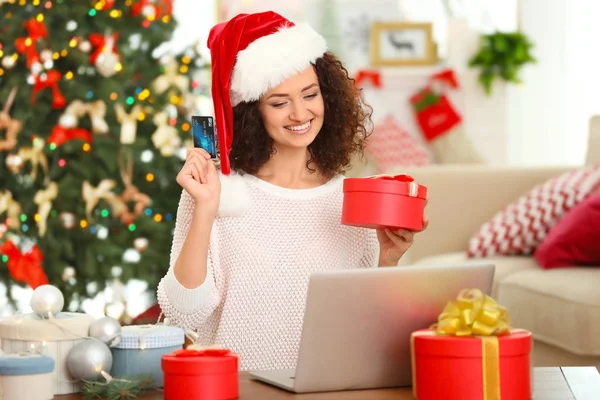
left=114, top=324, right=185, bottom=349
left=0, top=312, right=94, bottom=341
left=343, top=174, right=428, bottom=199
left=412, top=329, right=532, bottom=358
left=162, top=348, right=238, bottom=375
left=0, top=353, right=55, bottom=375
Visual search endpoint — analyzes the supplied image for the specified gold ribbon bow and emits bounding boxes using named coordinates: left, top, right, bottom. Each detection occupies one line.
left=63, top=100, right=109, bottom=134
left=0, top=190, right=22, bottom=230
left=412, top=289, right=512, bottom=400
left=17, top=138, right=49, bottom=183
left=151, top=111, right=181, bottom=157
left=152, top=59, right=190, bottom=95
left=82, top=179, right=126, bottom=221
left=114, top=104, right=142, bottom=144
left=0, top=88, right=23, bottom=152
left=432, top=288, right=510, bottom=337
left=33, top=182, right=58, bottom=237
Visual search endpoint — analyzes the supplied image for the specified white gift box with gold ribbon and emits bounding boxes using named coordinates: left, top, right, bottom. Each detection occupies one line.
left=0, top=312, right=94, bottom=395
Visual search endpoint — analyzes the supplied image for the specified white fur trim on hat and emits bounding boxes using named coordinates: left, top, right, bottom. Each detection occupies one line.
left=217, top=173, right=250, bottom=217
left=230, top=23, right=327, bottom=106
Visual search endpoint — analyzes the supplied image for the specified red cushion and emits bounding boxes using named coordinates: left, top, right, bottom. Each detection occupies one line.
left=467, top=165, right=600, bottom=257
left=534, top=191, right=600, bottom=268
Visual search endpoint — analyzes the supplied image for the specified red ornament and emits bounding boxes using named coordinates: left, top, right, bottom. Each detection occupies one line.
left=99, top=0, right=115, bottom=10
left=0, top=240, right=49, bottom=289
left=48, top=125, right=93, bottom=147
left=31, top=70, right=67, bottom=109
left=131, top=0, right=173, bottom=19
left=15, top=19, right=48, bottom=69
left=88, top=32, right=120, bottom=65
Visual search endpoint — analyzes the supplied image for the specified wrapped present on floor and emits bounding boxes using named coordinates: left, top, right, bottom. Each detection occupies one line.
left=410, top=289, right=533, bottom=400
left=0, top=352, right=55, bottom=400
left=0, top=311, right=94, bottom=395
left=162, top=347, right=239, bottom=400
left=110, top=324, right=185, bottom=388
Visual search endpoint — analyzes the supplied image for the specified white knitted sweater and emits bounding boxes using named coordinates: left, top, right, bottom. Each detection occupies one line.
left=157, top=174, right=380, bottom=371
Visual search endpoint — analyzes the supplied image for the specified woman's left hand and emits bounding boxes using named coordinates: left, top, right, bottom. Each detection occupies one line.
left=377, top=217, right=429, bottom=267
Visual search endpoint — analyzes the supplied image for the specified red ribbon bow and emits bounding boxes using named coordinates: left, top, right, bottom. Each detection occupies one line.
left=31, top=70, right=67, bottom=109
left=370, top=173, right=415, bottom=182
left=354, top=69, right=383, bottom=88
left=89, top=33, right=120, bottom=65
left=0, top=240, right=49, bottom=289
left=15, top=19, right=48, bottom=69
left=173, top=348, right=233, bottom=358
left=48, top=125, right=93, bottom=147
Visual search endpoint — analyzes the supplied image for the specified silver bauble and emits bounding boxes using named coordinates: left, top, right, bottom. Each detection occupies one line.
left=30, top=285, right=64, bottom=318
left=67, top=339, right=113, bottom=381
left=89, top=316, right=121, bottom=347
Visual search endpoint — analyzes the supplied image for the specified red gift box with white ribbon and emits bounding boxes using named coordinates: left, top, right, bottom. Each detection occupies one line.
left=342, top=174, right=428, bottom=231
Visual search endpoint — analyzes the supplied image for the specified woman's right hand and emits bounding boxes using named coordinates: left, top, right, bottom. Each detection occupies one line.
left=176, top=148, right=222, bottom=216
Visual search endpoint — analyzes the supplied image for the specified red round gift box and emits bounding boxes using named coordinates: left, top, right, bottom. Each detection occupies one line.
left=411, top=329, right=533, bottom=400
left=342, top=175, right=428, bottom=230
left=162, top=349, right=239, bottom=400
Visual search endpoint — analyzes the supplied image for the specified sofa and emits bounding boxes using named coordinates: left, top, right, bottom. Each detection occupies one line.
left=388, top=126, right=600, bottom=370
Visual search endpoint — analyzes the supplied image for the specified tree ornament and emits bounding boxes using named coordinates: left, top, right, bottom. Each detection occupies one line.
left=0, top=88, right=22, bottom=152
left=114, top=104, right=142, bottom=144
left=89, top=316, right=122, bottom=347
left=33, top=182, right=58, bottom=237
left=1, top=56, right=16, bottom=69
left=5, top=154, right=24, bottom=174
left=62, top=266, right=76, bottom=281
left=59, top=212, right=76, bottom=229
left=30, top=284, right=64, bottom=318
left=0, top=190, right=22, bottom=230
left=151, top=111, right=180, bottom=157
left=81, top=179, right=126, bottom=221
left=89, top=32, right=120, bottom=78
left=133, top=237, right=149, bottom=252
left=67, top=339, right=113, bottom=381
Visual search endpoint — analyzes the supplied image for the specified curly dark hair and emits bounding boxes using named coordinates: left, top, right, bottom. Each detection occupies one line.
left=229, top=51, right=373, bottom=178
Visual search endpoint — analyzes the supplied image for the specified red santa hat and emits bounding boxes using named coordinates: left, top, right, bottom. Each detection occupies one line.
left=207, top=11, right=328, bottom=176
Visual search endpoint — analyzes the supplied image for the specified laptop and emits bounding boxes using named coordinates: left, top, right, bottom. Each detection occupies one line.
left=249, top=262, right=495, bottom=393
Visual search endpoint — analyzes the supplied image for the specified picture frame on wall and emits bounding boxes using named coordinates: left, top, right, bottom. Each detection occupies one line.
left=370, top=22, right=438, bottom=67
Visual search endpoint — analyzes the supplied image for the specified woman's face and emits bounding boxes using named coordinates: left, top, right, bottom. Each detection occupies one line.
left=258, top=66, right=325, bottom=151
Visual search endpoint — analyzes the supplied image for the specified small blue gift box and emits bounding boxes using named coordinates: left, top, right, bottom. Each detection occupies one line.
left=0, top=353, right=55, bottom=400
left=110, top=324, right=184, bottom=388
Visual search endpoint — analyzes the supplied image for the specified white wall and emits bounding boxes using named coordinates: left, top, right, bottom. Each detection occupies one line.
left=508, top=0, right=600, bottom=166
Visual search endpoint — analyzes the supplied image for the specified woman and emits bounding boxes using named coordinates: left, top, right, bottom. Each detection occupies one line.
left=157, top=11, right=427, bottom=371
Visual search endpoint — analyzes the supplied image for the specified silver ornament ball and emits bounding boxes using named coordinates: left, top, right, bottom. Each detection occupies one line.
left=89, top=316, right=121, bottom=347
left=67, top=339, right=113, bottom=381
left=30, top=285, right=64, bottom=318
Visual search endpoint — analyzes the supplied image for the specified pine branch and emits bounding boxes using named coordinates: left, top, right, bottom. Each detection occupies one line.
left=81, top=375, right=153, bottom=400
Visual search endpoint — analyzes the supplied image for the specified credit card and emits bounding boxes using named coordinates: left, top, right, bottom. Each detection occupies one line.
left=191, top=116, right=217, bottom=158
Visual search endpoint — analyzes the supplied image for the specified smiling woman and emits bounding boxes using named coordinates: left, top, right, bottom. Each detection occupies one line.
left=230, top=52, right=371, bottom=178
left=157, top=11, right=428, bottom=372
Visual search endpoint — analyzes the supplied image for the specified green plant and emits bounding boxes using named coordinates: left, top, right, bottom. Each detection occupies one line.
left=468, top=31, right=536, bottom=95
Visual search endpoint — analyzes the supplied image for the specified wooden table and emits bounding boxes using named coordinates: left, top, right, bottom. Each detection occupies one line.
left=55, top=366, right=600, bottom=399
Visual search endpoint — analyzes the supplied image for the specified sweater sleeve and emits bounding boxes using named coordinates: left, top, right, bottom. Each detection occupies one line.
left=360, top=228, right=380, bottom=268
left=156, top=190, right=222, bottom=331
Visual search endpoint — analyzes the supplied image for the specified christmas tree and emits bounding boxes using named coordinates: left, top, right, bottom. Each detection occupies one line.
left=0, top=0, right=211, bottom=316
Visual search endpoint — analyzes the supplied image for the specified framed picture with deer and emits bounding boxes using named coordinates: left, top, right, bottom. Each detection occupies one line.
left=370, top=22, right=438, bottom=67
